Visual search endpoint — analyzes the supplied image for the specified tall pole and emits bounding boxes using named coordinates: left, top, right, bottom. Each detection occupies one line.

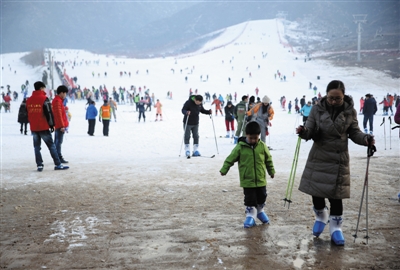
left=353, top=14, right=367, bottom=62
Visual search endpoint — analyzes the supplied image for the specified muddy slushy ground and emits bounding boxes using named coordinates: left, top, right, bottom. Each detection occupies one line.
left=1, top=146, right=399, bottom=269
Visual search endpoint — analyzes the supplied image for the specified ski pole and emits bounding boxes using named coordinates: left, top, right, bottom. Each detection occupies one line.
left=388, top=116, right=392, bottom=149
left=268, top=124, right=271, bottom=149
left=293, top=113, right=300, bottom=134
left=283, top=136, right=301, bottom=209
left=380, top=117, right=386, bottom=150
left=353, top=137, right=376, bottom=244
left=179, top=114, right=189, bottom=157
left=210, top=114, right=219, bottom=154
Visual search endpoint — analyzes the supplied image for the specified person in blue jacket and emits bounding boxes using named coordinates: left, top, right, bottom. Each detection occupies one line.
left=86, top=100, right=98, bottom=136
left=300, top=101, right=312, bottom=124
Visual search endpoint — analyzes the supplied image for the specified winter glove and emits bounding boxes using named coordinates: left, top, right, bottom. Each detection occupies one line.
left=99, top=118, right=102, bottom=122
left=208, top=109, right=212, bottom=114
left=50, top=126, right=55, bottom=133
left=246, top=116, right=252, bottom=122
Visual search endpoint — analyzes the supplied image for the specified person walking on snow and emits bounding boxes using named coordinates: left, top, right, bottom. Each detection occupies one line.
left=17, top=98, right=29, bottom=135
left=52, top=85, right=70, bottom=164
left=288, top=101, right=292, bottom=114
left=233, top=95, right=248, bottom=144
left=211, top=97, right=223, bottom=116
left=181, top=95, right=212, bottom=157
left=300, top=101, right=312, bottom=124
left=246, top=95, right=274, bottom=144
left=86, top=100, right=98, bottom=136
left=109, top=97, right=117, bottom=122
left=137, top=97, right=148, bottom=122
left=224, top=101, right=235, bottom=138
left=295, top=80, right=375, bottom=246
left=218, top=94, right=225, bottom=107
left=154, top=99, right=163, bottom=121
left=220, top=121, right=275, bottom=228
left=26, top=81, right=69, bottom=171
left=99, top=99, right=111, bottom=136
left=362, top=94, right=377, bottom=135
left=359, top=97, right=364, bottom=114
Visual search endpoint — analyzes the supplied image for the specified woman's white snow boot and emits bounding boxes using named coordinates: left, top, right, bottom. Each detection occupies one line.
left=329, top=215, right=345, bottom=246
left=313, top=207, right=329, bottom=237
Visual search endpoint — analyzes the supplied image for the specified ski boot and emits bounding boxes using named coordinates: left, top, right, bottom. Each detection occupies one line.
left=329, top=215, right=345, bottom=246
left=233, top=136, right=238, bottom=144
left=364, top=128, right=368, bottom=133
left=256, top=204, right=270, bottom=224
left=193, top=144, right=201, bottom=156
left=312, top=207, right=329, bottom=237
left=244, top=206, right=256, bottom=228
left=185, top=144, right=190, bottom=157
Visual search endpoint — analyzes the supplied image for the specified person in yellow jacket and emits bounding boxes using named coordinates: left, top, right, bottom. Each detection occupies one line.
left=246, top=95, right=274, bottom=143
left=99, top=99, right=112, bottom=136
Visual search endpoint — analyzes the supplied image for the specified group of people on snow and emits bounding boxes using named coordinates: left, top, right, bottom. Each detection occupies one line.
left=9, top=77, right=400, bottom=247
left=182, top=80, right=400, bottom=247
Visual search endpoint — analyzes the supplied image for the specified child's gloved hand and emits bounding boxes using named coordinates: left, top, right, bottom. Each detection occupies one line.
left=220, top=172, right=226, bottom=176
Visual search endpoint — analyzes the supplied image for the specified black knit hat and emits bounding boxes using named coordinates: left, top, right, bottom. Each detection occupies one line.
left=34, top=81, right=46, bottom=90
left=57, top=85, right=68, bottom=94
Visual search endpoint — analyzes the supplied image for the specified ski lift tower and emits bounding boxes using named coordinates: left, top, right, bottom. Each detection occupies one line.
left=353, top=14, right=368, bottom=62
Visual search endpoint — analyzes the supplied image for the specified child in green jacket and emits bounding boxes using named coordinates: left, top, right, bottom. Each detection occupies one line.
left=220, top=121, right=275, bottom=228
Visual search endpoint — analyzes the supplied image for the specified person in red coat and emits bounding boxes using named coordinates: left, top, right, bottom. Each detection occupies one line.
left=211, top=97, right=223, bottom=116
left=26, top=81, right=69, bottom=171
left=52, top=85, right=69, bottom=163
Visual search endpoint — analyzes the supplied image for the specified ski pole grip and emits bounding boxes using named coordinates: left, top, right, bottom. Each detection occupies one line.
left=367, top=137, right=376, bottom=157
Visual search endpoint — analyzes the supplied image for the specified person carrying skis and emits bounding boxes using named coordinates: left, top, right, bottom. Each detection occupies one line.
left=246, top=95, right=274, bottom=144
left=181, top=95, right=212, bottom=157
left=211, top=97, right=223, bottom=116
left=295, top=80, right=375, bottom=246
left=233, top=95, right=248, bottom=144
left=224, top=101, right=235, bottom=138
left=220, top=121, right=275, bottom=228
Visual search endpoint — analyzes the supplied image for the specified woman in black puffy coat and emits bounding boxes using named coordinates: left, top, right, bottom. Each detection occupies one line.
left=17, top=98, right=29, bottom=135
